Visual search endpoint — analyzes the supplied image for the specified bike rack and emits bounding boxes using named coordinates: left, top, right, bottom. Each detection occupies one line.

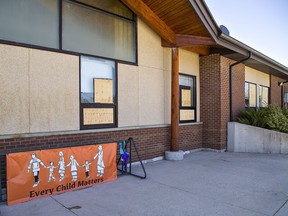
left=117, top=137, right=147, bottom=179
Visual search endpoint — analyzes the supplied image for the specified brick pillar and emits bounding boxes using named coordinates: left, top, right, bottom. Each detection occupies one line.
left=200, top=54, right=245, bottom=150
left=270, top=75, right=286, bottom=106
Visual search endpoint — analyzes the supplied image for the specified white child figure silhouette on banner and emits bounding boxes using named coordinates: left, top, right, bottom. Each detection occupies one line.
left=27, top=153, right=46, bottom=188
left=57, top=151, right=65, bottom=182
left=47, top=161, right=57, bottom=182
left=66, top=155, right=80, bottom=181
left=93, top=145, right=105, bottom=177
left=82, top=160, right=92, bottom=179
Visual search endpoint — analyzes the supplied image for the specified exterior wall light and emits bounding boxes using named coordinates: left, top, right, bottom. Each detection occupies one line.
left=278, top=81, right=288, bottom=86
left=278, top=80, right=288, bottom=107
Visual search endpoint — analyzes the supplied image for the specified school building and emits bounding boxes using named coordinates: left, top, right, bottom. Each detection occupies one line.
left=1, top=0, right=288, bottom=201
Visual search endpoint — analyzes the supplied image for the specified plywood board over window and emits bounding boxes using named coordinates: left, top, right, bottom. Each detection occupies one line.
left=181, top=89, right=191, bottom=107
left=180, top=109, right=195, bottom=121
left=94, top=78, right=113, bottom=103
left=83, top=108, right=114, bottom=125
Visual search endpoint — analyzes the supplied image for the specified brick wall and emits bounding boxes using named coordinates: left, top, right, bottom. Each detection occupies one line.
left=270, top=75, right=286, bottom=106
left=200, top=54, right=245, bottom=150
left=230, top=61, right=245, bottom=120
left=219, top=56, right=230, bottom=148
left=180, top=123, right=202, bottom=151
left=200, top=54, right=222, bottom=149
left=0, top=124, right=202, bottom=197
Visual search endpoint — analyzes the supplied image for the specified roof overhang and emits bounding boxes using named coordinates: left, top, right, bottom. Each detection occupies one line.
left=218, top=34, right=288, bottom=79
left=121, top=0, right=215, bottom=56
left=120, top=0, right=288, bottom=79
left=190, top=0, right=288, bottom=79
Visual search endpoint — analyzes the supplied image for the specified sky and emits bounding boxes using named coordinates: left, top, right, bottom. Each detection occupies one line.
left=204, top=0, right=288, bottom=68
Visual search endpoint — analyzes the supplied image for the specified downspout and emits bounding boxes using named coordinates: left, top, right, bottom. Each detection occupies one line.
left=229, top=51, right=252, bottom=121
left=281, top=84, right=284, bottom=108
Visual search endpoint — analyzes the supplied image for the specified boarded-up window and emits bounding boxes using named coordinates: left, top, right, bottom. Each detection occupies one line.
left=83, top=108, right=114, bottom=125
left=94, top=79, right=113, bottom=104
left=81, top=56, right=116, bottom=129
left=179, top=74, right=196, bottom=122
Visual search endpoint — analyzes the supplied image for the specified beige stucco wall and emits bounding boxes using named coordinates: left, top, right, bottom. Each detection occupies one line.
left=164, top=48, right=172, bottom=125
left=29, top=49, right=79, bottom=133
left=245, top=66, right=270, bottom=87
left=138, top=19, right=164, bottom=69
left=0, top=44, right=30, bottom=135
left=118, top=19, right=200, bottom=127
left=0, top=44, right=79, bottom=135
left=118, top=64, right=139, bottom=127
left=179, top=49, right=200, bottom=122
left=138, top=66, right=165, bottom=125
left=118, top=19, right=166, bottom=127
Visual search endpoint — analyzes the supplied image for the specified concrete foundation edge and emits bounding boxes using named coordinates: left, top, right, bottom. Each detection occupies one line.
left=165, top=150, right=184, bottom=161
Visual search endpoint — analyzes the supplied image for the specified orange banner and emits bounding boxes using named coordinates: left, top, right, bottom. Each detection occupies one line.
left=7, top=143, right=117, bottom=205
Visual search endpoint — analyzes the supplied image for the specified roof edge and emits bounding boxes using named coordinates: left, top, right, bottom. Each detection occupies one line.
left=189, top=0, right=219, bottom=41
left=190, top=0, right=288, bottom=76
left=220, top=34, right=288, bottom=75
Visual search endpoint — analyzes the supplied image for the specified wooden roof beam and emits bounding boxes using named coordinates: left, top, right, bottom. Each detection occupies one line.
left=163, top=40, right=210, bottom=55
left=162, top=37, right=211, bottom=56
left=176, top=34, right=215, bottom=47
left=183, top=46, right=210, bottom=56
left=120, top=0, right=176, bottom=44
left=162, top=34, right=215, bottom=50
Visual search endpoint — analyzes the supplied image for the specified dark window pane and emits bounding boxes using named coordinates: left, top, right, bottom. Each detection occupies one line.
left=77, top=0, right=133, bottom=19
left=0, top=0, right=58, bottom=48
left=63, top=0, right=136, bottom=62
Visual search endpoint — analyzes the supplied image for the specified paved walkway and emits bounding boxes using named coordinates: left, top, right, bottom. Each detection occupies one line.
left=1, top=151, right=288, bottom=216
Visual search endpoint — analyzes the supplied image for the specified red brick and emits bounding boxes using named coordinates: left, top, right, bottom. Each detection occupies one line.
left=200, top=54, right=245, bottom=150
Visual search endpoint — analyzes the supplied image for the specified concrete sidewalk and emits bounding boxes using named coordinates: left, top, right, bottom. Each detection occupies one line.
left=1, top=151, right=288, bottom=216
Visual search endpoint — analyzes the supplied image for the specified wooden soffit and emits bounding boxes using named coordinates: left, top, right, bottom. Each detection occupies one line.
left=120, top=0, right=216, bottom=55
left=120, top=0, right=176, bottom=44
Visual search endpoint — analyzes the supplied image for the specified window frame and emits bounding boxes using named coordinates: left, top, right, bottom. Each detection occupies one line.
left=0, top=0, right=137, bottom=65
left=79, top=56, right=118, bottom=130
left=179, top=74, right=197, bottom=123
left=245, top=81, right=257, bottom=109
left=258, top=85, right=270, bottom=108
left=282, top=85, right=288, bottom=108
